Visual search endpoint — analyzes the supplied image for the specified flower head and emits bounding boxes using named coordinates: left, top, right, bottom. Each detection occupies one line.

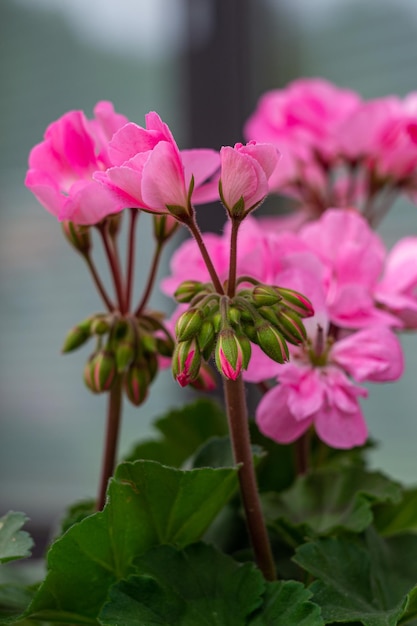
left=25, top=102, right=128, bottom=224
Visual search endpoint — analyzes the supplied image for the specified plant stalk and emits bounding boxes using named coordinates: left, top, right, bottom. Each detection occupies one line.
left=98, top=224, right=126, bottom=313
left=84, top=253, right=115, bottom=311
left=184, top=216, right=224, bottom=294
left=227, top=218, right=241, bottom=297
left=135, top=241, right=164, bottom=316
left=125, top=208, right=139, bottom=312
left=96, top=376, right=123, bottom=510
left=223, top=375, right=276, bottom=581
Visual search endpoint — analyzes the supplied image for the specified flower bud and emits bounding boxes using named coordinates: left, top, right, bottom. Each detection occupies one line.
left=190, top=362, right=218, bottom=392
left=141, top=333, right=157, bottom=354
left=252, top=285, right=282, bottom=307
left=256, top=323, right=289, bottom=364
left=124, top=362, right=149, bottom=406
left=91, top=316, right=110, bottom=336
left=241, top=321, right=258, bottom=343
left=275, top=309, right=307, bottom=345
left=257, top=306, right=280, bottom=326
left=175, top=308, right=204, bottom=342
left=115, top=341, right=135, bottom=373
left=61, top=221, right=91, bottom=255
left=228, top=306, right=241, bottom=326
left=62, top=317, right=93, bottom=353
left=215, top=329, right=249, bottom=380
left=146, top=351, right=159, bottom=383
left=174, top=280, right=206, bottom=304
left=153, top=214, right=179, bottom=242
left=107, top=212, right=123, bottom=238
left=172, top=339, right=201, bottom=387
left=83, top=350, right=116, bottom=393
left=275, top=287, right=314, bottom=318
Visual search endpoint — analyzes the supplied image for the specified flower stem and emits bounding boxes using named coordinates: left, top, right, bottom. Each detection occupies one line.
left=227, top=218, right=241, bottom=298
left=135, top=241, right=164, bottom=316
left=98, top=223, right=126, bottom=313
left=294, top=431, right=310, bottom=476
left=223, top=375, right=276, bottom=581
left=83, top=253, right=115, bottom=311
left=96, top=376, right=123, bottom=511
left=183, top=216, right=224, bottom=294
left=125, top=208, right=139, bottom=312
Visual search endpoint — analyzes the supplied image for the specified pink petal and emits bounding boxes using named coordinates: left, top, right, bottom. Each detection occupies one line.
left=108, top=122, right=164, bottom=166
left=331, top=327, right=404, bottom=382
left=61, top=180, right=124, bottom=224
left=314, top=402, right=368, bottom=449
left=243, top=343, right=283, bottom=383
left=220, top=146, right=261, bottom=209
left=256, top=384, right=313, bottom=444
left=141, top=141, right=187, bottom=211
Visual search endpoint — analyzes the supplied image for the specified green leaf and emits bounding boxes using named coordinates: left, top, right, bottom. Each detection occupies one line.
left=0, top=513, right=33, bottom=564
left=249, top=580, right=324, bottom=626
left=99, top=542, right=264, bottom=626
left=59, top=499, right=96, bottom=535
left=399, top=585, right=417, bottom=624
left=374, top=487, right=417, bottom=537
left=125, top=398, right=228, bottom=467
left=191, top=435, right=264, bottom=469
left=24, top=460, right=238, bottom=622
left=264, top=467, right=401, bottom=546
left=294, top=528, right=417, bottom=625
left=249, top=421, right=296, bottom=493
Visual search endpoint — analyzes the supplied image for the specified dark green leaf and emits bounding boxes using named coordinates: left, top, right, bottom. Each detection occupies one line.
left=399, top=585, right=417, bottom=624
left=249, top=580, right=324, bottom=625
left=99, top=542, right=264, bottom=626
left=0, top=513, right=33, bottom=564
left=191, top=435, right=264, bottom=469
left=264, top=467, right=401, bottom=546
left=24, top=460, right=238, bottom=622
left=294, top=528, right=417, bottom=625
left=59, top=499, right=96, bottom=535
left=374, top=488, right=417, bottom=537
left=125, top=398, right=228, bottom=467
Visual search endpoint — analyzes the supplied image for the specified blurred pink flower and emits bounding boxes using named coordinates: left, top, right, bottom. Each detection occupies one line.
left=96, top=112, right=220, bottom=216
left=25, top=101, right=129, bottom=225
left=256, top=323, right=404, bottom=449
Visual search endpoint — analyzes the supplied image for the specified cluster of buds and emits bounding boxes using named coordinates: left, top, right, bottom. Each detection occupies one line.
left=171, top=278, right=314, bottom=384
left=62, top=311, right=174, bottom=406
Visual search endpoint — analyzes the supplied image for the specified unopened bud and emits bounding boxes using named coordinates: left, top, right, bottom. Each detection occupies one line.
left=172, top=339, right=201, bottom=387
left=175, top=308, right=204, bottom=342
left=115, top=341, right=135, bottom=373
left=257, top=306, right=280, bottom=326
left=174, top=280, right=206, bottom=304
left=228, top=307, right=241, bottom=326
left=91, top=316, right=110, bottom=336
left=241, top=321, right=258, bottom=343
left=256, top=323, right=289, bottom=364
left=146, top=351, right=159, bottom=382
left=107, top=212, right=123, bottom=238
left=252, top=285, right=282, bottom=307
left=61, top=221, right=91, bottom=255
left=124, top=362, right=149, bottom=406
left=198, top=320, right=215, bottom=352
left=275, top=309, right=307, bottom=345
left=190, top=362, right=218, bottom=392
left=153, top=214, right=179, bottom=242
left=275, top=287, right=314, bottom=318
left=215, top=329, right=250, bottom=381
left=141, top=333, right=157, bottom=354
left=155, top=335, right=175, bottom=358
left=62, top=318, right=93, bottom=353
left=83, top=350, right=116, bottom=393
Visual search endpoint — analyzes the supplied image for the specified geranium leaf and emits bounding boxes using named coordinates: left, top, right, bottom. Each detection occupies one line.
left=99, top=542, right=264, bottom=626
left=263, top=467, right=401, bottom=546
left=374, top=487, right=417, bottom=536
left=0, top=513, right=33, bottom=564
left=125, top=398, right=228, bottom=467
left=23, top=460, right=238, bottom=622
left=294, top=528, right=417, bottom=625
left=248, top=580, right=324, bottom=625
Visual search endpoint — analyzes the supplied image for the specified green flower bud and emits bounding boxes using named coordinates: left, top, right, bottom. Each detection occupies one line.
left=155, top=335, right=175, bottom=358
left=141, top=333, right=157, bottom=354
left=275, top=287, right=314, bottom=318
left=62, top=317, right=93, bottom=353
left=256, top=323, right=289, bottom=364
left=215, top=329, right=247, bottom=380
left=241, top=321, right=258, bottom=343
left=146, top=351, right=159, bottom=382
left=257, top=306, right=280, bottom=326
left=91, top=316, right=111, bottom=336
left=172, top=338, right=201, bottom=387
left=153, top=214, right=179, bottom=242
left=61, top=221, right=91, bottom=255
left=124, top=362, right=149, bottom=406
left=228, top=306, right=241, bottom=326
left=174, top=280, right=206, bottom=303
left=175, top=307, right=204, bottom=342
left=83, top=350, right=116, bottom=393
left=115, top=341, right=135, bottom=373
left=275, top=308, right=307, bottom=345
left=252, top=284, right=282, bottom=307
left=198, top=320, right=215, bottom=352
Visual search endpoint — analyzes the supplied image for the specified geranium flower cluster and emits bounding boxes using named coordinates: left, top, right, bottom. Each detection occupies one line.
left=25, top=79, right=417, bottom=453
left=245, top=77, right=417, bottom=224
left=163, top=209, right=417, bottom=448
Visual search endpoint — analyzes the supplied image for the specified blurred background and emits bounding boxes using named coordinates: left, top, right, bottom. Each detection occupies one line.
left=1, top=0, right=417, bottom=551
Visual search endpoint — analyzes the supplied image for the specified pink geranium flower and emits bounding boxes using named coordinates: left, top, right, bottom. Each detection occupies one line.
left=256, top=322, right=404, bottom=449
left=25, top=101, right=129, bottom=225
left=95, top=112, right=220, bottom=217
left=219, top=141, right=279, bottom=215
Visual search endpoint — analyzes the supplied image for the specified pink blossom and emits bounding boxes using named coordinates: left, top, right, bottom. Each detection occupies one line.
left=374, top=236, right=417, bottom=328
left=25, top=102, right=129, bottom=224
left=256, top=322, right=403, bottom=449
left=95, top=112, right=220, bottom=217
left=219, top=141, right=279, bottom=214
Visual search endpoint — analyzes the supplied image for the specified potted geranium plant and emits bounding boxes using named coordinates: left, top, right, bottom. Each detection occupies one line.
left=1, top=77, right=417, bottom=625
